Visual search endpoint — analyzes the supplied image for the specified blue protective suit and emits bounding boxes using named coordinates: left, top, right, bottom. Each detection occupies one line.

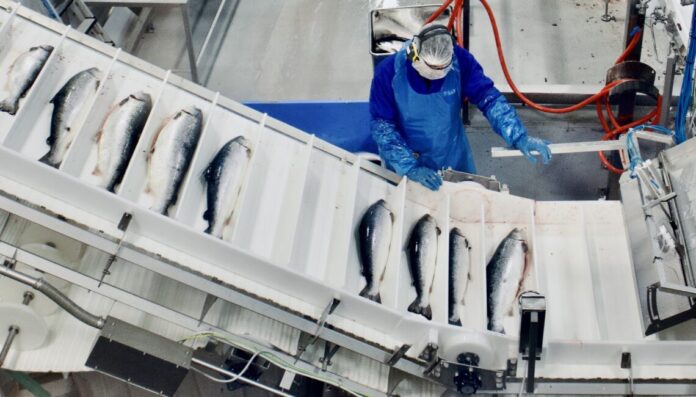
left=369, top=45, right=530, bottom=176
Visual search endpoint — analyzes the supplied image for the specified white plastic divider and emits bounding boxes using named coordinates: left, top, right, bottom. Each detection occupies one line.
left=59, top=48, right=121, bottom=175
left=296, top=156, right=361, bottom=284
left=230, top=125, right=312, bottom=262
left=269, top=134, right=314, bottom=266
left=3, top=28, right=114, bottom=162
left=430, top=193, right=450, bottom=324
left=59, top=49, right=165, bottom=187
left=0, top=24, right=66, bottom=143
left=0, top=1, right=20, bottom=57
left=173, top=99, right=260, bottom=233
left=171, top=92, right=219, bottom=221
left=478, top=203, right=487, bottom=330
left=287, top=150, right=346, bottom=275
left=378, top=177, right=408, bottom=310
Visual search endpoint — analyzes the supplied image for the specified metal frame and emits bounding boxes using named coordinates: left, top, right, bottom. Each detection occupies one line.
left=0, top=231, right=388, bottom=397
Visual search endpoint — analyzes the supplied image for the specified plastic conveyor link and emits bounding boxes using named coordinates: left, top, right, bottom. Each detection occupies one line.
left=0, top=264, right=106, bottom=329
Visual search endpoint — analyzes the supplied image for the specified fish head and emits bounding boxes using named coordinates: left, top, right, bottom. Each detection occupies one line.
left=509, top=228, right=528, bottom=252
left=182, top=106, right=202, bottom=120
left=131, top=91, right=152, bottom=105
left=232, top=135, right=253, bottom=152
left=85, top=67, right=101, bottom=77
left=375, top=199, right=391, bottom=212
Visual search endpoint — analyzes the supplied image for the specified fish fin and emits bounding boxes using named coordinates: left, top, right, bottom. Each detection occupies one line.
left=203, top=209, right=210, bottom=221
left=359, top=286, right=381, bottom=304
left=38, top=152, right=58, bottom=168
left=460, top=296, right=466, bottom=305
left=92, top=166, right=102, bottom=176
left=407, top=299, right=422, bottom=316
left=94, top=129, right=103, bottom=143
left=449, top=318, right=462, bottom=326
left=436, top=226, right=441, bottom=236
left=144, top=183, right=152, bottom=194
left=507, top=306, right=514, bottom=316
left=0, top=99, right=18, bottom=116
left=467, top=272, right=472, bottom=281
left=421, top=305, right=432, bottom=321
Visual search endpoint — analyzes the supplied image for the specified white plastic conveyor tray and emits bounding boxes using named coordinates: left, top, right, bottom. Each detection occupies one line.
left=0, top=0, right=694, bottom=382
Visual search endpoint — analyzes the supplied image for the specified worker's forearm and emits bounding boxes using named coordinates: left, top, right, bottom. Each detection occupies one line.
left=481, top=94, right=528, bottom=147
left=370, top=118, right=418, bottom=175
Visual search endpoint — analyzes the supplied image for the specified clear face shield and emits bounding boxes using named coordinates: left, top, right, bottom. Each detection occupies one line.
left=412, top=56, right=453, bottom=80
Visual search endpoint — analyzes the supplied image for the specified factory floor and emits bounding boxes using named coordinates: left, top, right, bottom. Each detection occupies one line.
left=125, top=0, right=675, bottom=201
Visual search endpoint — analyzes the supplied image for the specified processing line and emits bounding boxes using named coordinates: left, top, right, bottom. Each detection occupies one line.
left=0, top=1, right=695, bottom=395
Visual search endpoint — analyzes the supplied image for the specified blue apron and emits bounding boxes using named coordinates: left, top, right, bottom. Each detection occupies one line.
left=392, top=49, right=476, bottom=173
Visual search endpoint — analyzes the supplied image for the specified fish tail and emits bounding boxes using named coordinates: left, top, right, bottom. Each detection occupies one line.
left=38, top=152, right=59, bottom=168
left=421, top=305, right=432, bottom=321
left=359, top=286, right=381, bottom=304
left=0, top=99, right=18, bottom=115
left=488, top=320, right=505, bottom=334
left=407, top=298, right=422, bottom=316
left=449, top=317, right=462, bottom=327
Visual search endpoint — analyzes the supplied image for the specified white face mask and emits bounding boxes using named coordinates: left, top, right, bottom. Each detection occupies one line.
left=412, top=58, right=452, bottom=80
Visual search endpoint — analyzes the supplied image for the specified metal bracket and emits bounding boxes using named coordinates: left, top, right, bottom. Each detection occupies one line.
left=385, top=344, right=411, bottom=366
left=621, top=352, right=634, bottom=395
left=645, top=284, right=696, bottom=335
left=98, top=212, right=132, bottom=286
left=453, top=353, right=483, bottom=394
left=294, top=298, right=341, bottom=362
left=318, top=341, right=341, bottom=371
left=519, top=292, right=546, bottom=394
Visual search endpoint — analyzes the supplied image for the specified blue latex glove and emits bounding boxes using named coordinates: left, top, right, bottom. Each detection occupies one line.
left=406, top=166, right=442, bottom=191
left=370, top=118, right=418, bottom=175
left=515, top=136, right=552, bottom=165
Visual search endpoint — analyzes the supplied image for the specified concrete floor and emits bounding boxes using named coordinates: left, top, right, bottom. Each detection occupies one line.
left=133, top=0, right=676, bottom=101
left=125, top=0, right=677, bottom=201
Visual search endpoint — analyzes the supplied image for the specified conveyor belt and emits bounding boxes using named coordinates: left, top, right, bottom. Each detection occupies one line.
left=1, top=2, right=696, bottom=395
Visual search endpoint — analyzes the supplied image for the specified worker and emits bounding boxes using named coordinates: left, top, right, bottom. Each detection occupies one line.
left=369, top=23, right=552, bottom=190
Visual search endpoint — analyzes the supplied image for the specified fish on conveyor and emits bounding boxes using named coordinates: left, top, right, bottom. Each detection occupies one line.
left=486, top=228, right=528, bottom=334
left=203, top=136, right=253, bottom=238
left=357, top=199, right=394, bottom=303
left=407, top=214, right=440, bottom=320
left=375, top=37, right=406, bottom=54
left=448, top=227, right=471, bottom=326
left=40, top=67, right=101, bottom=167
left=92, top=91, right=152, bottom=192
left=0, top=45, right=53, bottom=115
left=146, top=106, right=202, bottom=215
left=373, top=9, right=422, bottom=42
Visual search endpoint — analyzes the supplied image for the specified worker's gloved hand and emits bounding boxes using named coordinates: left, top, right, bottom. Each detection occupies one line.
left=515, top=136, right=552, bottom=165
left=406, top=166, right=442, bottom=191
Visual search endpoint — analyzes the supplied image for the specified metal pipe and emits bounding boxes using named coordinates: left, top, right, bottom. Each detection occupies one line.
left=0, top=266, right=105, bottom=329
left=191, top=358, right=293, bottom=397
left=0, top=326, right=19, bottom=366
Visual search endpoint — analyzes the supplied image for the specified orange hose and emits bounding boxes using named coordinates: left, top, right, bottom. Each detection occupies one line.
left=426, top=0, right=660, bottom=174
left=425, top=0, right=454, bottom=25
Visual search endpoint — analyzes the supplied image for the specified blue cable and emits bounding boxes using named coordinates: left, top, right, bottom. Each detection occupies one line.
left=674, top=5, right=696, bottom=144
left=40, top=0, right=61, bottom=21
left=626, top=124, right=675, bottom=177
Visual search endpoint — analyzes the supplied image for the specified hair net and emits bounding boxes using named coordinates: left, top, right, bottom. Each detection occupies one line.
left=417, top=23, right=454, bottom=67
